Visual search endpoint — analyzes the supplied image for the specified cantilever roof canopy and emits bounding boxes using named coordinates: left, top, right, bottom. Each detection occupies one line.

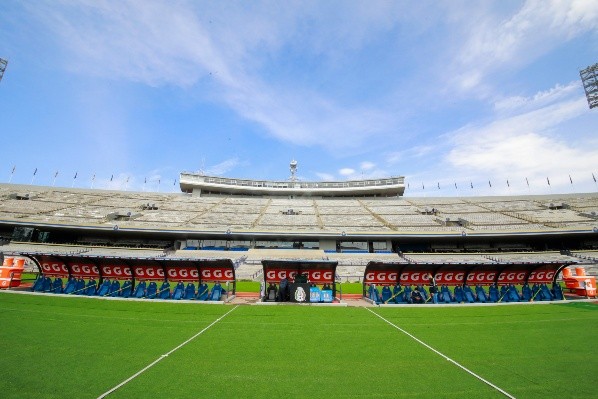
left=262, top=259, right=337, bottom=285
left=363, top=260, right=573, bottom=294
left=14, top=251, right=236, bottom=292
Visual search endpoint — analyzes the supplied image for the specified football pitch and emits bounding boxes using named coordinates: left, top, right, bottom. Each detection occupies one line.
left=0, top=292, right=596, bottom=398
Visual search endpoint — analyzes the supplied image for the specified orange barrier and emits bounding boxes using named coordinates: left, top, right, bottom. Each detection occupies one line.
left=563, top=267, right=596, bottom=297
left=0, top=257, right=25, bottom=289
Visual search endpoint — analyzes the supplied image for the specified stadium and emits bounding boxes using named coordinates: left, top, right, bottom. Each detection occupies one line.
left=1, top=167, right=597, bottom=398
left=2, top=3, right=598, bottom=398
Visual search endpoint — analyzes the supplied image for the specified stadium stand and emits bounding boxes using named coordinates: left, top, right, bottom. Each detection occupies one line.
left=0, top=178, right=597, bottom=304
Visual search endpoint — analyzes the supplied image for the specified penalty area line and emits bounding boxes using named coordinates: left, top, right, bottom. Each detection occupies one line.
left=97, top=305, right=239, bottom=399
left=365, top=308, right=516, bottom=399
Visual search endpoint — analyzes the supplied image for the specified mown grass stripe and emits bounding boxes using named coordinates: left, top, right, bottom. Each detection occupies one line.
left=366, top=307, right=516, bottom=399
left=96, top=305, right=238, bottom=399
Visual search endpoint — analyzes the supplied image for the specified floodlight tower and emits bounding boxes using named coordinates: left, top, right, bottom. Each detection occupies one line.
left=0, top=58, right=7, bottom=82
left=580, top=62, right=598, bottom=109
left=289, top=159, right=298, bottom=182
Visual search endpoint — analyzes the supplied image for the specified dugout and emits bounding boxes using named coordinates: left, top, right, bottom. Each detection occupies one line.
left=363, top=261, right=573, bottom=296
left=262, top=259, right=338, bottom=302
left=20, top=252, right=236, bottom=294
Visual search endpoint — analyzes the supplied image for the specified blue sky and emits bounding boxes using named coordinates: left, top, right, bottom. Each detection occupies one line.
left=0, top=0, right=597, bottom=196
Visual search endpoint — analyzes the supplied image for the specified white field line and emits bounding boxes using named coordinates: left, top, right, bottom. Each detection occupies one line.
left=97, top=305, right=239, bottom=399
left=366, top=308, right=516, bottom=399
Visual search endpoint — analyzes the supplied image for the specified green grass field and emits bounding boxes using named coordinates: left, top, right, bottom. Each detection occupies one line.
left=0, top=292, right=596, bottom=398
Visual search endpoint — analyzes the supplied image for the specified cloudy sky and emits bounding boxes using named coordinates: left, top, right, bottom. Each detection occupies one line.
left=1, top=0, right=597, bottom=196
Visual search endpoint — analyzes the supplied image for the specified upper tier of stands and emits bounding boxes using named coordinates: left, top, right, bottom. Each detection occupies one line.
left=0, top=184, right=596, bottom=235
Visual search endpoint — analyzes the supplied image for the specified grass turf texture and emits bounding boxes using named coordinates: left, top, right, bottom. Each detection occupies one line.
left=0, top=293, right=596, bottom=398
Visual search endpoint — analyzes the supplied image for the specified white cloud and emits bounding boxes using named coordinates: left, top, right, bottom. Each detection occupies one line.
left=450, top=0, right=598, bottom=93
left=315, top=172, right=335, bottom=181
left=339, top=168, right=355, bottom=176
left=493, top=82, right=580, bottom=113
left=360, top=161, right=375, bottom=171
left=204, top=158, right=241, bottom=176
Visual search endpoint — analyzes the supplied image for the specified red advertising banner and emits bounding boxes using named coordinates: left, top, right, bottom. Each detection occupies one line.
left=399, top=271, right=433, bottom=285
left=465, top=271, right=497, bottom=285
left=264, top=268, right=298, bottom=283
left=166, top=267, right=199, bottom=282
left=365, top=270, right=399, bottom=285
left=69, top=262, right=100, bottom=278
left=133, top=266, right=166, bottom=280
left=527, top=269, right=556, bottom=284
left=200, top=267, right=234, bottom=282
left=433, top=270, right=466, bottom=285
left=40, top=261, right=69, bottom=277
left=306, top=270, right=334, bottom=284
left=101, top=265, right=133, bottom=279
left=497, top=270, right=528, bottom=284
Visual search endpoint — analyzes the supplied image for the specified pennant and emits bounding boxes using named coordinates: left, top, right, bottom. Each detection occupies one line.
left=437, top=182, right=440, bottom=189
left=506, top=180, right=510, bottom=187
left=126, top=176, right=130, bottom=183
left=407, top=183, right=410, bottom=189
left=144, top=177, right=147, bottom=184
left=54, top=171, right=58, bottom=178
left=547, top=177, right=550, bottom=186
left=526, top=177, right=529, bottom=187
left=74, top=172, right=77, bottom=179
left=488, top=180, right=492, bottom=188
left=569, top=175, right=573, bottom=185
left=593, top=173, right=597, bottom=183
left=454, top=182, right=457, bottom=189
left=470, top=181, right=473, bottom=189
left=158, top=179, right=161, bottom=185
left=422, top=182, right=424, bottom=190
left=110, top=174, right=113, bottom=181
left=92, top=174, right=96, bottom=181
left=173, top=179, right=177, bottom=186
left=11, top=166, right=15, bottom=174
left=33, top=168, right=37, bottom=176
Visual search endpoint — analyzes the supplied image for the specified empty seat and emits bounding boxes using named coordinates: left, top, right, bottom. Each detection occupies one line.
left=74, top=278, right=86, bottom=295
left=538, top=284, right=554, bottom=301
left=120, top=280, right=132, bottom=298
left=146, top=282, right=158, bottom=299
left=172, top=282, right=185, bottom=300
left=183, top=283, right=196, bottom=300
left=552, top=283, right=564, bottom=300
left=97, top=280, right=111, bottom=296
left=209, top=283, right=224, bottom=301
left=507, top=285, right=521, bottom=302
left=32, top=275, right=45, bottom=292
left=63, top=278, right=77, bottom=294
left=393, top=284, right=405, bottom=304
left=440, top=285, right=453, bottom=303
left=158, top=282, right=171, bottom=299
left=197, top=283, right=209, bottom=301
left=488, top=285, right=499, bottom=302
left=454, top=286, right=464, bottom=303
left=134, top=281, right=147, bottom=298
left=381, top=286, right=392, bottom=303
left=499, top=285, right=509, bottom=302
left=475, top=285, right=488, bottom=302
left=52, top=278, right=63, bottom=294
left=462, top=285, right=475, bottom=303
left=368, top=284, right=380, bottom=304
left=521, top=284, right=532, bottom=301
left=109, top=280, right=121, bottom=297
left=85, top=280, right=97, bottom=296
